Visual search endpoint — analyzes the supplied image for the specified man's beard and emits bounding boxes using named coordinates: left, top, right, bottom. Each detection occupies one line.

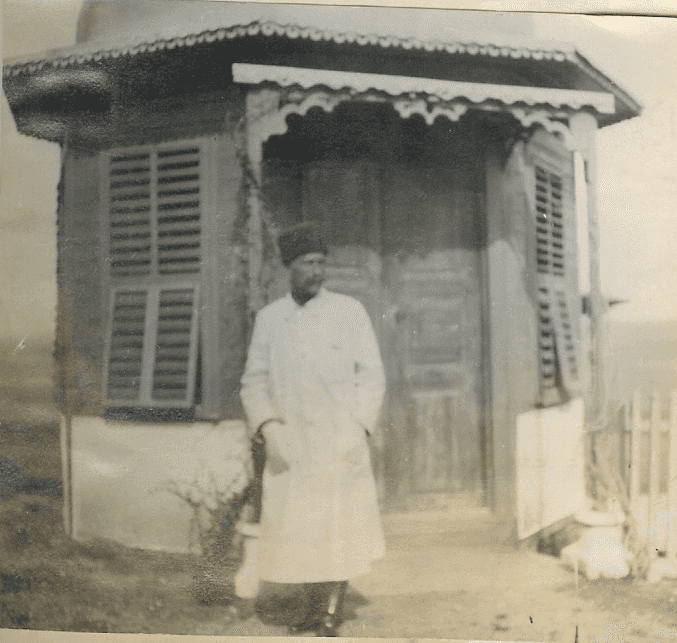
left=292, top=281, right=323, bottom=305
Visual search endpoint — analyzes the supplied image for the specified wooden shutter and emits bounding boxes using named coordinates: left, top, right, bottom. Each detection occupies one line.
left=151, top=286, right=199, bottom=403
left=156, top=145, right=202, bottom=276
left=108, top=151, right=153, bottom=278
left=537, top=274, right=580, bottom=394
left=104, top=284, right=200, bottom=407
left=536, top=283, right=557, bottom=393
left=535, top=164, right=565, bottom=278
left=105, top=288, right=148, bottom=401
left=527, top=130, right=580, bottom=402
left=105, top=141, right=204, bottom=278
left=551, top=282, right=580, bottom=391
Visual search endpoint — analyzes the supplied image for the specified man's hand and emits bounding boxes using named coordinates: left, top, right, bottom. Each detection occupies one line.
left=261, top=420, right=290, bottom=475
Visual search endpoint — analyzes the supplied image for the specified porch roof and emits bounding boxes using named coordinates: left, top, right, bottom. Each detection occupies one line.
left=3, top=17, right=641, bottom=141
left=234, top=62, right=616, bottom=118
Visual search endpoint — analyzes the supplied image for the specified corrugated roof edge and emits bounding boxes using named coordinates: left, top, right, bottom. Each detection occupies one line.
left=3, top=18, right=642, bottom=120
left=3, top=18, right=577, bottom=76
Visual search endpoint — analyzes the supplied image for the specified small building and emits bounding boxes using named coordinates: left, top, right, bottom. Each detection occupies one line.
left=2, top=1, right=641, bottom=551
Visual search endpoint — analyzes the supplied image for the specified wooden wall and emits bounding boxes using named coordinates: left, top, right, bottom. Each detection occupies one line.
left=57, top=147, right=107, bottom=415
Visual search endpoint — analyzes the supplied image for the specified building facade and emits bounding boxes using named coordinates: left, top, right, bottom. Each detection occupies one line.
left=3, top=1, right=641, bottom=551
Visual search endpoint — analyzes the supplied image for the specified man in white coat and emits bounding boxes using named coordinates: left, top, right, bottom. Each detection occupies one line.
left=240, top=222, right=386, bottom=636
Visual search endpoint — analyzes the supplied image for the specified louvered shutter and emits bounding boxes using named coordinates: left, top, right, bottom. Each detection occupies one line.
left=106, top=142, right=204, bottom=278
left=103, top=139, right=207, bottom=408
left=536, top=283, right=557, bottom=393
left=108, top=152, right=153, bottom=277
left=156, top=146, right=202, bottom=276
left=104, top=285, right=200, bottom=407
left=105, top=288, right=148, bottom=401
left=535, top=164, right=565, bottom=279
left=551, top=281, right=580, bottom=392
left=151, top=286, right=200, bottom=403
left=527, top=130, right=580, bottom=403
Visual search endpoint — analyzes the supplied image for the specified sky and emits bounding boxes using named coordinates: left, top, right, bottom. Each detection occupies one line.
left=1, top=1, right=677, bottom=340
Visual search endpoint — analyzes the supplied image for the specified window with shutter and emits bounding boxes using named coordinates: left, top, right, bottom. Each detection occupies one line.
left=530, top=141, right=580, bottom=404
left=103, top=139, right=206, bottom=409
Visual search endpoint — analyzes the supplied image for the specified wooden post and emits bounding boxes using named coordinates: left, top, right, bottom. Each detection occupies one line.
left=623, top=400, right=632, bottom=493
left=630, top=389, right=642, bottom=506
left=668, top=391, right=677, bottom=560
left=650, top=391, right=661, bottom=557
left=244, top=88, right=281, bottom=317
left=57, top=141, right=75, bottom=538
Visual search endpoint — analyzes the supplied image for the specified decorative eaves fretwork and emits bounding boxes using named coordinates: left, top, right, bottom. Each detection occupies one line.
left=511, top=108, right=575, bottom=149
left=391, top=98, right=469, bottom=126
left=252, top=90, right=349, bottom=145
left=234, top=63, right=615, bottom=113
left=234, top=63, right=614, bottom=149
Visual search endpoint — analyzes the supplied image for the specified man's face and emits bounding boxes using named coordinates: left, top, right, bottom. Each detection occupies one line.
left=289, top=252, right=327, bottom=302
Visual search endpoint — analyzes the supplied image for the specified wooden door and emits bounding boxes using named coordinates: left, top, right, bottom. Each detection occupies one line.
left=273, top=153, right=485, bottom=501
left=384, top=164, right=484, bottom=495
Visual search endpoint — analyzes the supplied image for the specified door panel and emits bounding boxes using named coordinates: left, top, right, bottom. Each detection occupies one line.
left=385, top=165, right=484, bottom=495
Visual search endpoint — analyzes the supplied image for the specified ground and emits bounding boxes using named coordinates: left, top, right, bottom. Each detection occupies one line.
left=5, top=422, right=677, bottom=641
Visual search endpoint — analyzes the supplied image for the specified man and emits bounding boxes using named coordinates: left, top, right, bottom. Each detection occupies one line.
left=240, top=222, right=386, bottom=637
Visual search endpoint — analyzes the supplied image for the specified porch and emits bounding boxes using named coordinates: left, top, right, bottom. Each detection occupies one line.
left=213, top=502, right=662, bottom=641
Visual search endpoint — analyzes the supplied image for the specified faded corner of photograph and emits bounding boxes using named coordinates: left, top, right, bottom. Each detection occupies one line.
left=2, top=1, right=677, bottom=641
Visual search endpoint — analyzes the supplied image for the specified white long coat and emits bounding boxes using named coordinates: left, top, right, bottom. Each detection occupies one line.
left=240, top=288, right=386, bottom=583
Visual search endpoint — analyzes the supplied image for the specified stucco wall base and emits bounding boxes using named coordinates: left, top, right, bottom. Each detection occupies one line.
left=62, top=415, right=250, bottom=553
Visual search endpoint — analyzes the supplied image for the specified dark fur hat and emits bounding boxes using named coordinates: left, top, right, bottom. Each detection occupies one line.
left=277, top=222, right=328, bottom=267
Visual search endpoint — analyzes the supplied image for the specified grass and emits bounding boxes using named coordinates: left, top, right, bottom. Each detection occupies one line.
left=0, top=336, right=276, bottom=634
left=0, top=498, right=244, bottom=633
left=0, top=335, right=58, bottom=428
left=0, top=421, right=248, bottom=633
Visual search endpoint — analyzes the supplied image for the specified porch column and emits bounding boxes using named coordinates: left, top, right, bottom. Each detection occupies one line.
left=569, top=112, right=604, bottom=426
left=484, top=137, right=540, bottom=539
left=244, top=88, right=281, bottom=316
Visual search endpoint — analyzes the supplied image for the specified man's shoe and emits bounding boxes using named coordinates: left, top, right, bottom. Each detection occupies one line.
left=289, top=617, right=322, bottom=634
left=314, top=613, right=340, bottom=637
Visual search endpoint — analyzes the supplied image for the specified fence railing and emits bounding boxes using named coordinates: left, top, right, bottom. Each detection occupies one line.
left=587, top=390, right=677, bottom=558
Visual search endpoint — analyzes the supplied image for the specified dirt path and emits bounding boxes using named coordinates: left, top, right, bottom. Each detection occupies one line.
left=213, top=508, right=677, bottom=641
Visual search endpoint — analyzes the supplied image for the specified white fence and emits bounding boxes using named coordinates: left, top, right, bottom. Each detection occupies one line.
left=589, top=390, right=677, bottom=556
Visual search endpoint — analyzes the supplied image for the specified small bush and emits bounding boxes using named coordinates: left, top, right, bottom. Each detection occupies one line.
left=163, top=468, right=253, bottom=605
left=587, top=457, right=652, bottom=579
